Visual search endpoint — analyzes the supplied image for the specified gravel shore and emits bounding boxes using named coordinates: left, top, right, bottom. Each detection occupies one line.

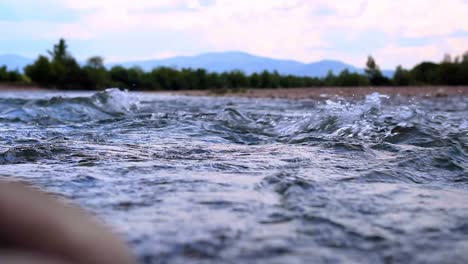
left=166, top=86, right=468, bottom=100
left=1, top=84, right=467, bottom=99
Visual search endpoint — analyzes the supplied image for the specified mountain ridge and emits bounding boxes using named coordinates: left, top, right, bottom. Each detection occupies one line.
left=110, top=51, right=365, bottom=77
left=1, top=52, right=394, bottom=77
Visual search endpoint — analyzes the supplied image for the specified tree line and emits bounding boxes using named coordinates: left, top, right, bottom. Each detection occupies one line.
left=1, top=39, right=468, bottom=90
left=0, top=66, right=27, bottom=83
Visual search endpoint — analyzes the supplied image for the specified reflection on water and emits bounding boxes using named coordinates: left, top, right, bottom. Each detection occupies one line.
left=1, top=89, right=467, bottom=263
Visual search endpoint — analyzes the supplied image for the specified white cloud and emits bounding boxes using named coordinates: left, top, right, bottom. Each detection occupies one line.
left=317, top=0, right=468, bottom=37
left=374, top=44, right=442, bottom=68
left=61, top=0, right=200, bottom=11
left=2, top=0, right=468, bottom=67
left=0, top=20, right=59, bottom=40
left=446, top=37, right=468, bottom=55
left=371, top=36, right=468, bottom=68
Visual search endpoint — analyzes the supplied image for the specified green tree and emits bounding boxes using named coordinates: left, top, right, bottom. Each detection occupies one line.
left=438, top=59, right=460, bottom=85
left=24, top=56, right=55, bottom=86
left=0, top=65, right=27, bottom=83
left=393, top=65, right=412, bottom=86
left=87, top=56, right=105, bottom=69
left=195, top=69, right=208, bottom=90
left=270, top=71, right=281, bottom=88
left=83, top=56, right=109, bottom=89
left=458, top=51, right=468, bottom=84
left=365, top=56, right=390, bottom=86
left=259, top=70, right=272, bottom=88
left=226, top=70, right=248, bottom=88
left=249, top=73, right=260, bottom=88
left=7, top=70, right=22, bottom=82
left=207, top=72, right=224, bottom=90
left=53, top=56, right=85, bottom=89
left=410, top=62, right=439, bottom=84
left=24, top=38, right=88, bottom=89
left=109, top=66, right=129, bottom=88
left=462, top=51, right=468, bottom=63
left=324, top=70, right=336, bottom=86
left=0, top=66, right=8, bottom=81
left=335, top=69, right=370, bottom=86
left=48, top=38, right=69, bottom=63
left=365, top=56, right=378, bottom=76
left=126, top=67, right=145, bottom=90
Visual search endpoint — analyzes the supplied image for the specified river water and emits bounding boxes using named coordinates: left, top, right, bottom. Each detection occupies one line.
left=0, top=89, right=467, bottom=264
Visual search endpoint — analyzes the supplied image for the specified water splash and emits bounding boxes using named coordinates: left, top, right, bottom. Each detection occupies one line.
left=0, top=88, right=139, bottom=124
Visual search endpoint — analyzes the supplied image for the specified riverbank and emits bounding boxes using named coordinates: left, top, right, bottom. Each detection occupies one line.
left=0, top=83, right=41, bottom=91
left=164, top=86, right=468, bottom=100
left=1, top=84, right=467, bottom=99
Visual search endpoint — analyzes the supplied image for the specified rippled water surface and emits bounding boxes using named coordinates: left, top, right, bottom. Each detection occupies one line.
left=1, top=89, right=467, bottom=264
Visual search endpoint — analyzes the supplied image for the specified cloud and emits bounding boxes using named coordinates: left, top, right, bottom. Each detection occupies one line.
left=371, top=36, right=468, bottom=68
left=1, top=0, right=468, bottom=68
left=446, top=37, right=468, bottom=57
left=374, top=44, right=442, bottom=68
left=317, top=0, right=468, bottom=37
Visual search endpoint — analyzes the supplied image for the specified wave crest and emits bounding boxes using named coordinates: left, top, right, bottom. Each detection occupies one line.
left=0, top=88, right=140, bottom=124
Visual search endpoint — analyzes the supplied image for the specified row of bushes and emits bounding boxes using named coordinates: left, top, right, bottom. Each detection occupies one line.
left=3, top=39, right=468, bottom=90
left=0, top=66, right=28, bottom=83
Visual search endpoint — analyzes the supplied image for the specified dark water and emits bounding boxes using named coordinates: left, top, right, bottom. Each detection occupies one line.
left=0, top=89, right=467, bottom=264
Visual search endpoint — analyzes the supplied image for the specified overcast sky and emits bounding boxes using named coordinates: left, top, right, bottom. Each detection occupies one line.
left=1, top=0, right=467, bottom=68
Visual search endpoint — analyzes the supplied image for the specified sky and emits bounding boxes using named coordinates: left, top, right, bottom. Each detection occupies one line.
left=0, top=0, right=467, bottom=69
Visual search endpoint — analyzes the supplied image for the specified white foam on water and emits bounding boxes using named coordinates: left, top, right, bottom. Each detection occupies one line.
left=92, top=88, right=141, bottom=114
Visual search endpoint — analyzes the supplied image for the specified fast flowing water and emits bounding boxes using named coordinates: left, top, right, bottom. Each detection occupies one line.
left=0, top=89, right=467, bottom=264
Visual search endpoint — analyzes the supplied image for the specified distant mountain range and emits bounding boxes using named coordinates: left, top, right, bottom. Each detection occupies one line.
left=0, top=52, right=394, bottom=77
